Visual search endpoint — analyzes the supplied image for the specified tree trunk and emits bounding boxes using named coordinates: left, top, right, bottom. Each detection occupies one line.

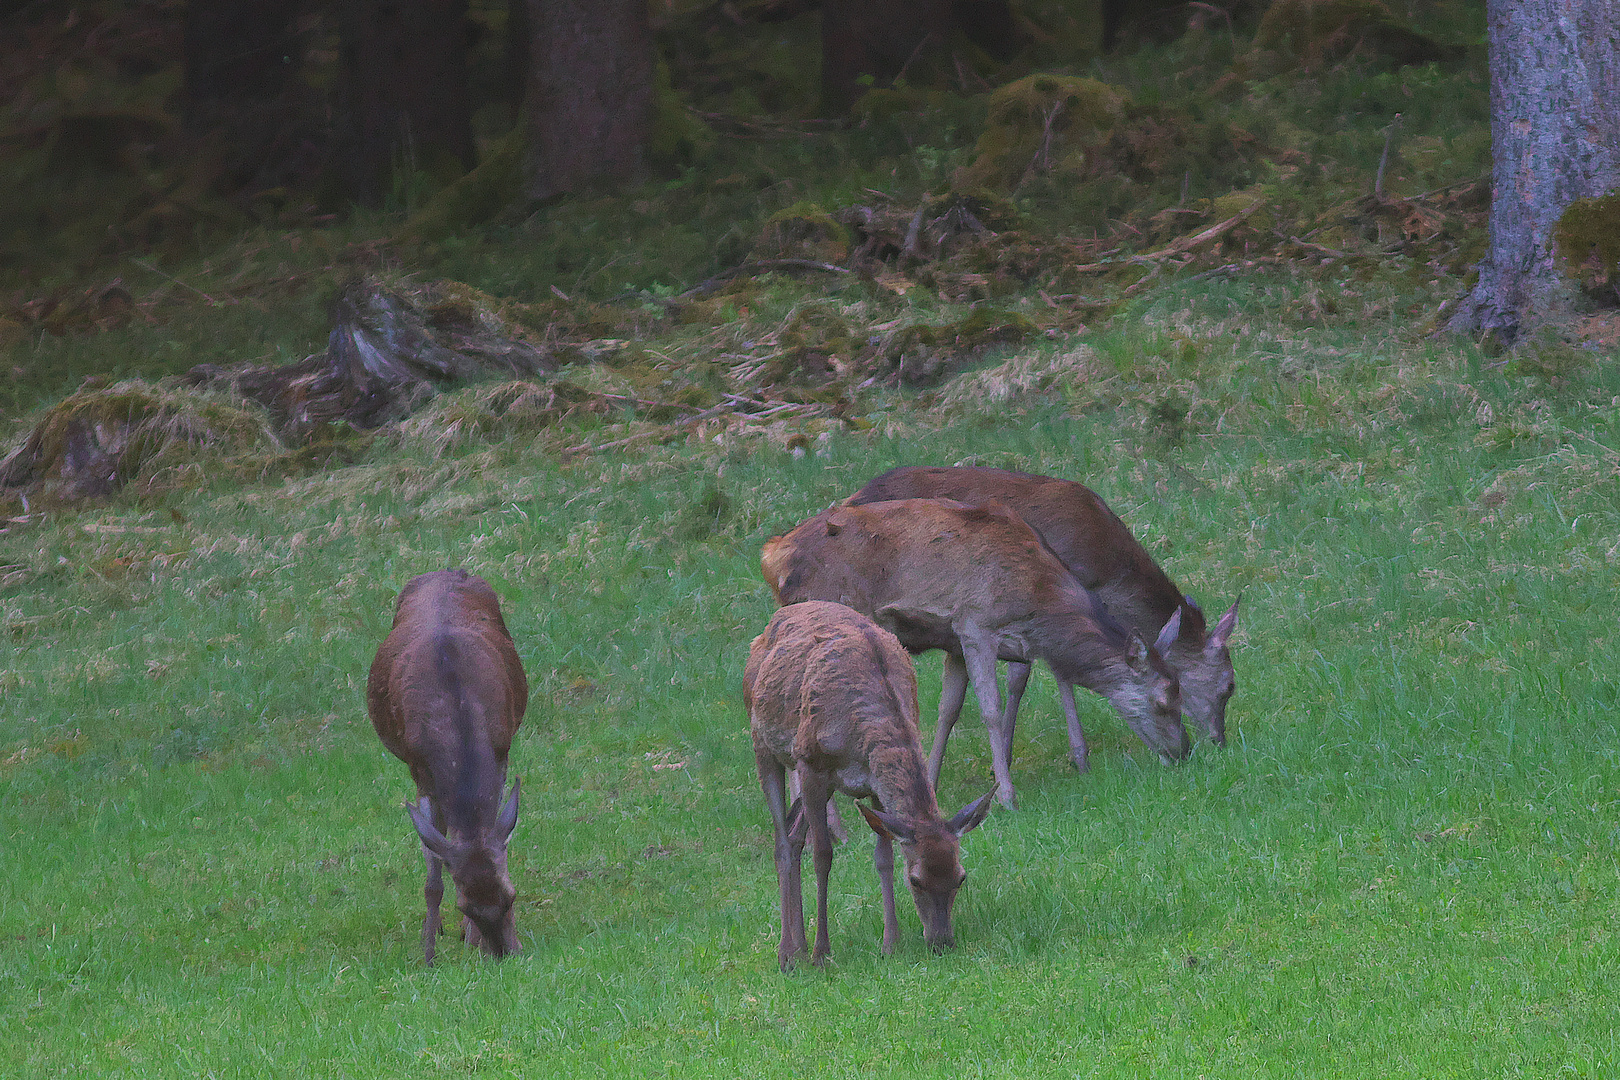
left=820, top=0, right=954, bottom=114
left=335, top=0, right=477, bottom=204
left=1449, top=0, right=1620, bottom=342
left=183, top=0, right=307, bottom=189
left=523, top=0, right=654, bottom=203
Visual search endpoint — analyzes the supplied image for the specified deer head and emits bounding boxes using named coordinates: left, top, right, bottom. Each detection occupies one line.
left=407, top=780, right=522, bottom=957
left=1175, top=595, right=1240, bottom=746
left=1120, top=609, right=1190, bottom=763
left=859, top=792, right=993, bottom=950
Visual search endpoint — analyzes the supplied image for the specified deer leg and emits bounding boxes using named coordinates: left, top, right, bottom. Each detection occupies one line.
left=798, top=766, right=836, bottom=967
left=928, top=651, right=972, bottom=789
left=873, top=813, right=899, bottom=955
left=962, top=641, right=1016, bottom=809
left=758, top=750, right=806, bottom=970
left=1056, top=677, right=1090, bottom=772
left=1002, top=659, right=1033, bottom=742
left=418, top=798, right=444, bottom=965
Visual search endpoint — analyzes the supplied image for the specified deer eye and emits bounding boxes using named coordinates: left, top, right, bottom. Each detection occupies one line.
left=909, top=874, right=924, bottom=890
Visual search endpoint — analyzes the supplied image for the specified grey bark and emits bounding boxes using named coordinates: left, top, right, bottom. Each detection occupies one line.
left=523, top=0, right=654, bottom=202
left=1449, top=0, right=1620, bottom=341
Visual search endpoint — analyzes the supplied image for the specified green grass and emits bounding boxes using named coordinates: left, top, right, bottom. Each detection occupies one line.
left=4, top=273, right=1620, bottom=1077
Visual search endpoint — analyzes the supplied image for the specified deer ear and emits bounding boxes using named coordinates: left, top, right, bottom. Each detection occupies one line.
left=947, top=792, right=995, bottom=837
left=1124, top=630, right=1150, bottom=674
left=406, top=797, right=459, bottom=864
left=824, top=516, right=843, bottom=536
left=494, top=778, right=521, bottom=844
left=1153, top=608, right=1183, bottom=656
left=1209, top=595, right=1241, bottom=648
left=858, top=802, right=915, bottom=842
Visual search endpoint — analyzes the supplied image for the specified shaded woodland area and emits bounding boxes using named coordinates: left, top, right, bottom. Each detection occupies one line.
left=1, top=0, right=1617, bottom=506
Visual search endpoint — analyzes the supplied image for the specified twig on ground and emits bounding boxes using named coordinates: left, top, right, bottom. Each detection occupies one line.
left=1286, top=236, right=1349, bottom=259
left=1069, top=200, right=1264, bottom=273
left=128, top=258, right=218, bottom=305
left=677, top=259, right=850, bottom=301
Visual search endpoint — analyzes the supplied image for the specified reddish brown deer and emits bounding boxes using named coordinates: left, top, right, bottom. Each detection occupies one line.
left=367, top=568, right=528, bottom=963
left=745, top=600, right=994, bottom=969
left=761, top=498, right=1187, bottom=809
left=845, top=466, right=1240, bottom=746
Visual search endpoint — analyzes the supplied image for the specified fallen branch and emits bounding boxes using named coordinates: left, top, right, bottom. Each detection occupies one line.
left=128, top=257, right=218, bottom=306
left=686, top=108, right=849, bottom=140
left=1286, top=236, right=1350, bottom=259
left=677, top=259, right=851, bottom=301
left=1068, top=200, right=1265, bottom=273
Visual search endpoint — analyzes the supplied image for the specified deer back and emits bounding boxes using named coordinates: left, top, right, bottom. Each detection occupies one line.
left=367, top=569, right=528, bottom=822
left=763, top=498, right=1101, bottom=657
left=746, top=600, right=933, bottom=810
left=846, top=466, right=1204, bottom=644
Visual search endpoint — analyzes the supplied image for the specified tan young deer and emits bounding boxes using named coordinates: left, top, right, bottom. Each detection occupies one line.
left=761, top=498, right=1187, bottom=809
left=367, top=569, right=528, bottom=963
left=845, top=466, right=1240, bottom=747
left=745, top=600, right=994, bottom=969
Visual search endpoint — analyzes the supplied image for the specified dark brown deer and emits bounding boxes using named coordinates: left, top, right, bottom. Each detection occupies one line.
left=761, top=498, right=1187, bottom=809
left=845, top=466, right=1240, bottom=747
left=367, top=568, right=528, bottom=963
left=745, top=600, right=994, bottom=969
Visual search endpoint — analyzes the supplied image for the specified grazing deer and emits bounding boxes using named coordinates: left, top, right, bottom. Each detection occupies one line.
left=762, top=498, right=1187, bottom=809
left=745, top=600, right=994, bottom=969
left=845, top=466, right=1240, bottom=746
left=367, top=568, right=528, bottom=963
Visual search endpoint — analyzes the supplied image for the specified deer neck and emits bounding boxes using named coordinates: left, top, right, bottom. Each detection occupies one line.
left=1029, top=611, right=1131, bottom=695
left=865, top=742, right=941, bottom=825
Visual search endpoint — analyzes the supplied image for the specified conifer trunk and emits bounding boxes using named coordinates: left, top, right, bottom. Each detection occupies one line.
left=820, top=0, right=954, bottom=114
left=335, top=0, right=477, bottom=204
left=523, top=0, right=654, bottom=202
left=1449, top=0, right=1620, bottom=341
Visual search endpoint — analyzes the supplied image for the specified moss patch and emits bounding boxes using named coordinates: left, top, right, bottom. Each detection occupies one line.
left=0, top=380, right=283, bottom=502
left=1555, top=193, right=1620, bottom=294
left=955, top=75, right=1129, bottom=193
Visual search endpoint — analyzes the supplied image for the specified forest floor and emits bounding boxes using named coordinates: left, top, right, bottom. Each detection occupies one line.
left=3, top=21, right=1620, bottom=1077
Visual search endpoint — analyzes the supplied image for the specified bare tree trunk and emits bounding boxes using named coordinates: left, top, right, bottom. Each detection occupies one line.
left=1449, top=0, right=1620, bottom=342
left=523, top=0, right=654, bottom=203
left=335, top=0, right=477, bottom=204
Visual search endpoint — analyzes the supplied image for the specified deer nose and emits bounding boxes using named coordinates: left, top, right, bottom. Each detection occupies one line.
left=1160, top=728, right=1192, bottom=764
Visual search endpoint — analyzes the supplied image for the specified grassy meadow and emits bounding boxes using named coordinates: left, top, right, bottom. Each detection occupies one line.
left=4, top=271, right=1619, bottom=1077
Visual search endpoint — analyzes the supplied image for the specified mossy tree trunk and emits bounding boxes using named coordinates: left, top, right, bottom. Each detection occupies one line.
left=334, top=0, right=478, bottom=204
left=522, top=0, right=653, bottom=202
left=1449, top=0, right=1620, bottom=342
